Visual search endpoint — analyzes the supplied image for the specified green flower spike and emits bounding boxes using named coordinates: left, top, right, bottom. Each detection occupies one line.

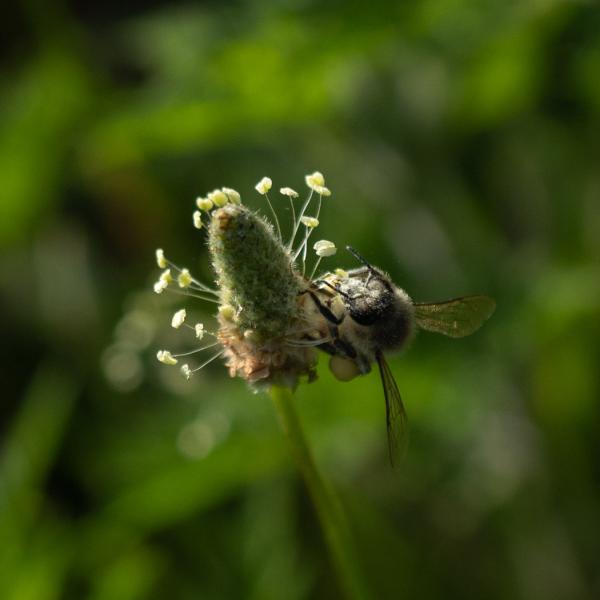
left=151, top=173, right=334, bottom=387
left=209, top=203, right=318, bottom=387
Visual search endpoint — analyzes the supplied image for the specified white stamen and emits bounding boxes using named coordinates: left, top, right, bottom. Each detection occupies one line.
left=189, top=349, right=224, bottom=374
left=166, top=288, right=220, bottom=304
left=287, top=187, right=315, bottom=251
left=173, top=340, right=220, bottom=358
left=313, top=185, right=331, bottom=197
left=154, top=279, right=168, bottom=294
left=222, top=187, right=241, bottom=204
left=305, top=171, right=325, bottom=190
left=313, top=240, right=337, bottom=257
left=156, top=248, right=168, bottom=268
left=154, top=268, right=173, bottom=293
left=264, top=191, right=282, bottom=241
left=157, top=350, right=178, bottom=365
left=209, top=189, right=228, bottom=207
left=255, top=177, right=272, bottom=195
left=280, top=187, right=299, bottom=198
left=196, top=197, right=214, bottom=211
left=300, top=216, right=319, bottom=228
left=157, top=260, right=218, bottom=296
left=178, top=269, right=192, bottom=288
left=171, top=309, right=187, bottom=329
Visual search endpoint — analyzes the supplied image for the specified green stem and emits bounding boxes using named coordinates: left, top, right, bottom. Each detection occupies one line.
left=270, top=386, right=371, bottom=600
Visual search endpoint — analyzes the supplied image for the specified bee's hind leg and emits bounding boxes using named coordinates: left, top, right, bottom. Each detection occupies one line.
left=314, top=329, right=357, bottom=360
left=302, top=289, right=357, bottom=358
left=331, top=334, right=357, bottom=359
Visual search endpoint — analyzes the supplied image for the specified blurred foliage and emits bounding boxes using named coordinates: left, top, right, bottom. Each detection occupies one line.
left=1, top=0, right=600, bottom=598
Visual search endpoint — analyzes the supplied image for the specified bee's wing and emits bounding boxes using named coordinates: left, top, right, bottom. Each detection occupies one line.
left=413, top=295, right=496, bottom=338
left=376, top=352, right=408, bottom=467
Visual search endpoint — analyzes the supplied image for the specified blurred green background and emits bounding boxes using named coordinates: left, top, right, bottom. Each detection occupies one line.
left=1, top=0, right=599, bottom=598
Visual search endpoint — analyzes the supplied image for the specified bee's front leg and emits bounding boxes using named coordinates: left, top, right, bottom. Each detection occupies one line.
left=306, top=291, right=344, bottom=326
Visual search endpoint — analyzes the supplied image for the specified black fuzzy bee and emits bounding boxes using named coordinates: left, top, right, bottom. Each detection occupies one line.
left=307, top=247, right=496, bottom=465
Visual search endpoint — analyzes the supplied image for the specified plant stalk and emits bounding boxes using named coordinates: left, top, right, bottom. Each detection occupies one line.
left=270, top=385, right=371, bottom=600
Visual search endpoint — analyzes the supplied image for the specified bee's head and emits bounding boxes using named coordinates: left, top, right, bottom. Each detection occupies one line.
left=338, top=247, right=397, bottom=325
left=339, top=247, right=415, bottom=351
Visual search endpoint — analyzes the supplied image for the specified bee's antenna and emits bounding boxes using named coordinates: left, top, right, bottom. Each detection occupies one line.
left=346, top=246, right=375, bottom=271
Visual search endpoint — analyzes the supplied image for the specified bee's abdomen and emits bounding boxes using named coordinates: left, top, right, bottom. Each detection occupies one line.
left=372, top=307, right=414, bottom=353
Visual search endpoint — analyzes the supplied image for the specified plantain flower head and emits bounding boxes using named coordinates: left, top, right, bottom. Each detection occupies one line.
left=152, top=171, right=338, bottom=388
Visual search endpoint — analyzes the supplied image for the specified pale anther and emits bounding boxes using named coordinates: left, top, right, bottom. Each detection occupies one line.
left=193, top=211, right=203, bottom=229
left=222, top=187, right=241, bottom=204
left=196, top=197, right=213, bottom=211
left=157, top=350, right=178, bottom=365
left=178, top=268, right=192, bottom=288
left=209, top=189, right=228, bottom=207
left=313, top=240, right=337, bottom=257
left=171, top=308, right=187, bottom=329
left=300, top=216, right=319, bottom=228
left=156, top=248, right=168, bottom=269
left=305, top=171, right=325, bottom=190
left=280, top=187, right=299, bottom=198
left=255, top=177, right=272, bottom=195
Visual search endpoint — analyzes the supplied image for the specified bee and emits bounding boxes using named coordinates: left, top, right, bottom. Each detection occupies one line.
left=305, top=246, right=496, bottom=465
